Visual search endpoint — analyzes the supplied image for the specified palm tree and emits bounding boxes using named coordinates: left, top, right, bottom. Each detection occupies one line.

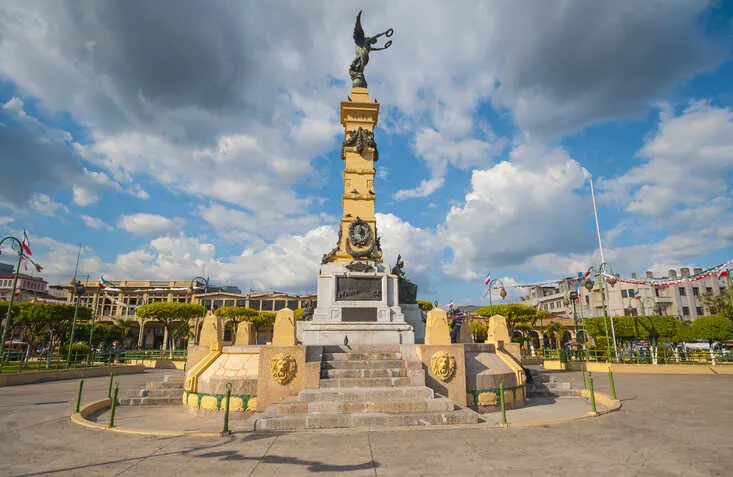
left=545, top=321, right=565, bottom=350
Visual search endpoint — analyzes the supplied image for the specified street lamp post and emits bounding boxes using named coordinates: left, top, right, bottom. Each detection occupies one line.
left=585, top=263, right=619, bottom=362
left=0, top=236, right=24, bottom=370
left=487, top=280, right=507, bottom=316
left=567, top=291, right=580, bottom=344
left=189, top=276, right=209, bottom=345
left=66, top=281, right=86, bottom=368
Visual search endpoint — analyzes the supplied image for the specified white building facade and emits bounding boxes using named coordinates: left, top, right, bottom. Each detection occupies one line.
left=524, top=267, right=730, bottom=321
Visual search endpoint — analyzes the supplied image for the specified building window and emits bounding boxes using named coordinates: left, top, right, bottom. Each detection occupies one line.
left=287, top=300, right=298, bottom=310
left=621, top=289, right=628, bottom=298
left=236, top=300, right=246, bottom=307
left=682, top=306, right=689, bottom=316
left=249, top=300, right=260, bottom=311
left=274, top=300, right=286, bottom=311
left=224, top=300, right=234, bottom=307
left=696, top=307, right=703, bottom=316
left=585, top=296, right=590, bottom=305
left=261, top=300, right=273, bottom=311
left=213, top=300, right=223, bottom=310
left=706, top=287, right=713, bottom=295
left=679, top=287, right=686, bottom=296
left=655, top=288, right=661, bottom=297
left=692, top=287, right=699, bottom=296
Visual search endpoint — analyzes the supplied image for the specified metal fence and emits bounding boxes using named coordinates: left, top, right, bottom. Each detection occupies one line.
left=0, top=348, right=188, bottom=373
left=539, top=347, right=733, bottom=365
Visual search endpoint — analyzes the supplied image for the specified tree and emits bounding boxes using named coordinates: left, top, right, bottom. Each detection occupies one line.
left=214, top=307, right=277, bottom=342
left=545, top=321, right=565, bottom=350
left=136, top=302, right=205, bottom=351
left=417, top=300, right=433, bottom=312
left=514, top=322, right=533, bottom=352
left=699, top=288, right=733, bottom=322
left=475, top=303, right=545, bottom=335
left=690, top=315, right=733, bottom=344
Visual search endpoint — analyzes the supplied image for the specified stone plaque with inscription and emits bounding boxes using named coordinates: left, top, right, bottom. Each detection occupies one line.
left=341, top=307, right=378, bottom=322
left=336, top=276, right=382, bottom=301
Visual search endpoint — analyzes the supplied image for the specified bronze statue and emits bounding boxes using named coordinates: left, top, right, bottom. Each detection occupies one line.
left=350, top=10, right=393, bottom=88
left=391, top=254, right=405, bottom=278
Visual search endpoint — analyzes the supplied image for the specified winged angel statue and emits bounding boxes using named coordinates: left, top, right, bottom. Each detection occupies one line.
left=349, top=10, right=394, bottom=87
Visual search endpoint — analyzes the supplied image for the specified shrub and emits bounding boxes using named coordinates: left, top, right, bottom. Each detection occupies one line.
left=470, top=321, right=488, bottom=342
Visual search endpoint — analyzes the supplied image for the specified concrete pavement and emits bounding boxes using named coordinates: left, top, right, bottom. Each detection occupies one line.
left=1, top=369, right=732, bottom=476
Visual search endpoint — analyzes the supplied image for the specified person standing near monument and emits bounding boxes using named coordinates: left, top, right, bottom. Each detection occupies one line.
left=450, top=308, right=464, bottom=343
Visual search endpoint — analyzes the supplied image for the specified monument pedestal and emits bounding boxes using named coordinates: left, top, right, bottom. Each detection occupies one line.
left=302, top=261, right=415, bottom=345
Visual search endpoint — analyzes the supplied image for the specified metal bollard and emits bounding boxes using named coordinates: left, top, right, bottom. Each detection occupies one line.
left=499, top=380, right=507, bottom=426
left=75, top=379, right=84, bottom=413
left=107, top=372, right=114, bottom=398
left=581, top=362, right=587, bottom=390
left=108, top=382, right=119, bottom=428
left=222, top=382, right=232, bottom=435
left=608, top=368, right=617, bottom=400
left=588, top=372, right=597, bottom=415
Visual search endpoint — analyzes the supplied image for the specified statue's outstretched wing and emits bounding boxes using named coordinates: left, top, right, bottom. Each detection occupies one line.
left=353, top=10, right=365, bottom=44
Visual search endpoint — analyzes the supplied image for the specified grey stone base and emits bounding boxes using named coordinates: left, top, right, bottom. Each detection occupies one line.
left=301, top=322, right=415, bottom=346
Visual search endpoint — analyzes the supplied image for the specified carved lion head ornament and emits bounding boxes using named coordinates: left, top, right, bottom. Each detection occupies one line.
left=270, top=353, right=297, bottom=385
left=430, top=351, right=456, bottom=382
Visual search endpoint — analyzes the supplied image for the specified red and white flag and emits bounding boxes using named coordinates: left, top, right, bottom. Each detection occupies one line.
left=718, top=268, right=729, bottom=280
left=21, top=230, right=32, bottom=256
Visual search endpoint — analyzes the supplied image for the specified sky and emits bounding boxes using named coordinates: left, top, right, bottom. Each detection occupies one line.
left=0, top=1, right=732, bottom=306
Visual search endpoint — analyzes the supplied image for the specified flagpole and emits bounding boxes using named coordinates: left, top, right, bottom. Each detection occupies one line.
left=66, top=245, right=82, bottom=368
left=589, top=176, right=619, bottom=361
left=0, top=235, right=24, bottom=371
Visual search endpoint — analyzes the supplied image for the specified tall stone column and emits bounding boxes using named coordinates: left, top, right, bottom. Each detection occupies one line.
left=323, top=86, right=382, bottom=263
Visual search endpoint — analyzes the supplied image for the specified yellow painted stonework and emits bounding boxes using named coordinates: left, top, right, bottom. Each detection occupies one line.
left=229, top=396, right=244, bottom=412
left=199, top=312, right=223, bottom=348
left=424, top=308, right=451, bottom=345
left=235, top=321, right=255, bottom=345
left=429, top=351, right=457, bottom=382
left=324, top=86, right=381, bottom=262
left=200, top=395, right=219, bottom=410
left=184, top=348, right=222, bottom=393
left=247, top=397, right=257, bottom=411
left=272, top=308, right=296, bottom=345
left=486, top=315, right=511, bottom=344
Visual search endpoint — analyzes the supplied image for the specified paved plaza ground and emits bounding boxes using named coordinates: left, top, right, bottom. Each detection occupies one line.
left=1, top=369, right=731, bottom=476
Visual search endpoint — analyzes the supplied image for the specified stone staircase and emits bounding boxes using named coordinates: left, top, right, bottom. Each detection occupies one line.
left=120, top=374, right=185, bottom=406
left=526, top=370, right=577, bottom=397
left=254, top=346, right=480, bottom=431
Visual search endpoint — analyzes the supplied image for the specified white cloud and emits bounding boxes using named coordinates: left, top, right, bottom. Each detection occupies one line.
left=80, top=215, right=113, bottom=231
left=605, top=101, right=733, bottom=219
left=198, top=203, right=332, bottom=245
left=442, top=141, right=593, bottom=277
left=117, top=213, right=181, bottom=237
left=0, top=217, right=13, bottom=226
left=72, top=186, right=99, bottom=207
left=29, top=193, right=69, bottom=216
left=395, top=128, right=507, bottom=200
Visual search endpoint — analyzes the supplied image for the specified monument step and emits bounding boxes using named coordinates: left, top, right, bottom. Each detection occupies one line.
left=254, top=408, right=478, bottom=431
left=319, top=376, right=411, bottom=388
left=299, top=386, right=435, bottom=403
left=322, top=352, right=402, bottom=361
left=145, top=381, right=184, bottom=391
left=321, top=359, right=405, bottom=370
left=119, top=396, right=181, bottom=406
left=274, top=396, right=455, bottom=416
left=322, top=345, right=403, bottom=353
left=320, top=368, right=407, bottom=379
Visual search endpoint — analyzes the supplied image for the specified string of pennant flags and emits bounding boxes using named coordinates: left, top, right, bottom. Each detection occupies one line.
left=504, top=260, right=731, bottom=289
